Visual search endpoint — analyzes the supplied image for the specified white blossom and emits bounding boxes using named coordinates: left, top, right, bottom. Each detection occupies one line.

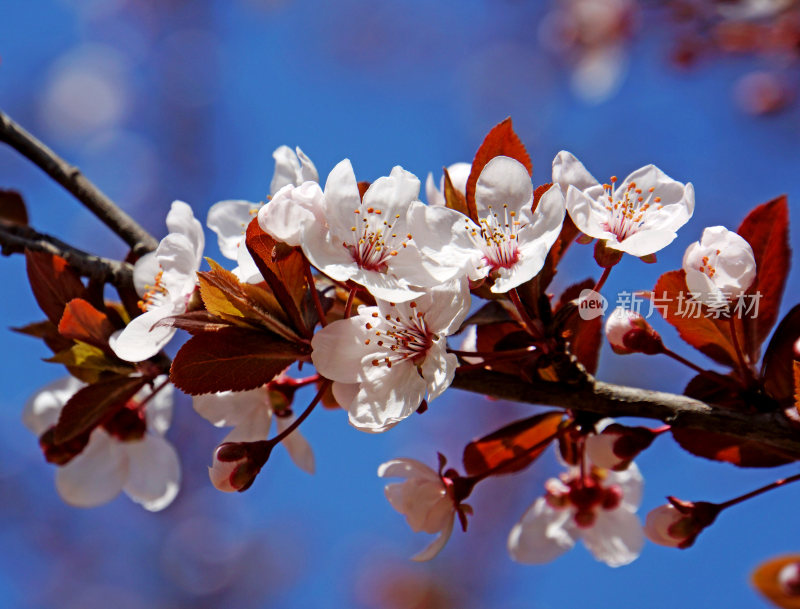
left=682, top=225, right=756, bottom=307
left=311, top=280, right=470, bottom=432
left=22, top=376, right=180, bottom=511
left=378, top=458, right=457, bottom=561
left=110, top=201, right=204, bottom=362
left=508, top=456, right=644, bottom=567
left=553, top=151, right=694, bottom=257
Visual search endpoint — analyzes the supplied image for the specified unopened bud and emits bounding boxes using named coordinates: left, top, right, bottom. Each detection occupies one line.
left=605, top=307, right=663, bottom=355
left=779, top=562, right=800, bottom=596
left=586, top=422, right=657, bottom=470
left=644, top=500, right=720, bottom=549
left=209, top=441, right=272, bottom=493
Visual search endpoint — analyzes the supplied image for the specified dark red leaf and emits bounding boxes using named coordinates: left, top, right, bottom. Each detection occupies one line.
left=54, top=375, right=148, bottom=444
left=463, top=410, right=563, bottom=477
left=653, top=270, right=740, bottom=368
left=762, top=304, right=800, bottom=403
left=738, top=195, right=791, bottom=360
left=671, top=426, right=794, bottom=467
left=25, top=250, right=87, bottom=325
left=155, top=310, right=239, bottom=335
left=245, top=219, right=310, bottom=336
left=58, top=298, right=115, bottom=351
left=0, top=190, right=28, bottom=225
left=464, top=118, right=532, bottom=223
left=561, top=311, right=602, bottom=374
left=12, top=320, right=73, bottom=353
left=170, top=327, right=309, bottom=395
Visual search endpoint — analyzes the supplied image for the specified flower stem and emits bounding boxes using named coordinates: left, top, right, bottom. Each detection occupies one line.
left=269, top=379, right=331, bottom=445
left=135, top=376, right=171, bottom=413
left=509, top=288, right=542, bottom=339
left=304, top=260, right=327, bottom=327
left=661, top=346, right=707, bottom=375
left=592, top=266, right=612, bottom=294
left=344, top=286, right=358, bottom=318
left=718, top=471, right=800, bottom=510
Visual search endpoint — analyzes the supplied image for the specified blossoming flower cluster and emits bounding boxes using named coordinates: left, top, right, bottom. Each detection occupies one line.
left=23, top=119, right=795, bottom=576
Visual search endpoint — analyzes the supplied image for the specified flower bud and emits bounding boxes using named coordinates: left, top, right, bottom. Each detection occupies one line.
left=779, top=562, right=800, bottom=596
left=605, top=308, right=663, bottom=355
left=586, top=423, right=658, bottom=470
left=644, top=499, right=720, bottom=549
left=209, top=441, right=272, bottom=493
left=683, top=226, right=756, bottom=306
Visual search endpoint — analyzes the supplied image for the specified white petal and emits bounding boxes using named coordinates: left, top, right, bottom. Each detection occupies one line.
left=322, top=159, right=361, bottom=237
left=581, top=508, right=644, bottom=567
left=378, top=458, right=440, bottom=481
left=55, top=430, right=128, bottom=508
left=446, top=162, right=472, bottom=195
left=551, top=151, right=599, bottom=192
left=609, top=461, right=644, bottom=510
left=109, top=307, right=176, bottom=363
left=412, top=513, right=455, bottom=562
left=421, top=346, right=457, bottom=403
left=331, top=381, right=360, bottom=410
left=361, top=166, right=420, bottom=221
left=296, top=146, right=319, bottom=184
left=23, top=376, right=84, bottom=436
left=270, top=145, right=303, bottom=195
left=348, top=363, right=426, bottom=432
left=192, top=388, right=265, bottom=428
left=425, top=172, right=445, bottom=206
left=612, top=228, right=678, bottom=257
left=475, top=156, right=533, bottom=215
left=143, top=377, right=174, bottom=436
left=207, top=199, right=258, bottom=260
left=233, top=245, right=263, bottom=284
left=508, top=498, right=576, bottom=564
left=155, top=233, right=201, bottom=296
left=566, top=187, right=615, bottom=241
left=165, top=200, right=204, bottom=263
left=276, top=415, right=315, bottom=474
left=258, top=182, right=324, bottom=246
left=123, top=434, right=181, bottom=512
left=417, top=278, right=471, bottom=335
left=132, top=252, right=160, bottom=297
left=311, top=315, right=376, bottom=383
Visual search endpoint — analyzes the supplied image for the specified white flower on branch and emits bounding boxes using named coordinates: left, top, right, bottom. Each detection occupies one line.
left=553, top=151, right=694, bottom=257
left=311, top=280, right=470, bottom=432
left=22, top=376, right=180, bottom=511
left=110, top=201, right=204, bottom=362
left=257, top=160, right=465, bottom=302
left=207, top=145, right=317, bottom=283
left=193, top=383, right=314, bottom=475
left=682, top=225, right=756, bottom=307
left=508, top=456, right=644, bottom=567
left=378, top=458, right=460, bottom=561
left=413, top=155, right=566, bottom=293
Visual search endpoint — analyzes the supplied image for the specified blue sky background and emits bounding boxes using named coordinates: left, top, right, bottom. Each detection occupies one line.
left=1, top=1, right=800, bottom=608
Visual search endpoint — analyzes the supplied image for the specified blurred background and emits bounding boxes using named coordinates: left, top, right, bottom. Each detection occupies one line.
left=2, top=1, right=800, bottom=607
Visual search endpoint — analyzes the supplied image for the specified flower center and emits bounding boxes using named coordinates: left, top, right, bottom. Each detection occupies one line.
left=345, top=206, right=408, bottom=272
left=545, top=467, right=624, bottom=529
left=601, top=177, right=662, bottom=242
left=465, top=203, right=523, bottom=271
left=138, top=269, right=169, bottom=312
left=696, top=250, right=721, bottom=279
left=366, top=302, right=436, bottom=369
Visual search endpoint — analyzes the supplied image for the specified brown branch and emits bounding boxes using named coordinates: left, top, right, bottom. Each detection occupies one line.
left=452, top=369, right=800, bottom=461
left=0, top=220, right=133, bottom=286
left=0, top=109, right=158, bottom=255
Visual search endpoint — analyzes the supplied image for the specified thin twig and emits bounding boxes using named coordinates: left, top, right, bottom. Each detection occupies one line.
left=451, top=369, right=800, bottom=460
left=0, top=220, right=133, bottom=286
left=0, top=109, right=158, bottom=255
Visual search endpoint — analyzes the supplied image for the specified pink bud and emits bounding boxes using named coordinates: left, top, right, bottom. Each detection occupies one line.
left=586, top=423, right=657, bottom=470
left=605, top=308, right=663, bottom=355
left=644, top=504, right=686, bottom=548
left=208, top=441, right=271, bottom=493
left=644, top=500, right=720, bottom=549
left=779, top=562, right=800, bottom=596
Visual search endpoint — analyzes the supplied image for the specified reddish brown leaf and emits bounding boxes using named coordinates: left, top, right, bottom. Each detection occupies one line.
left=794, top=361, right=800, bottom=417
left=653, top=270, right=740, bottom=368
left=12, top=320, right=73, bottom=353
left=464, top=118, right=532, bottom=223
left=25, top=250, right=87, bottom=325
left=54, top=375, right=148, bottom=444
left=58, top=299, right=115, bottom=351
left=443, top=167, right=469, bottom=216
left=561, top=312, right=602, bottom=374
left=671, top=426, right=794, bottom=467
left=762, top=304, right=800, bottom=403
left=752, top=554, right=800, bottom=609
left=245, top=219, right=309, bottom=336
left=170, top=327, right=309, bottom=395
left=463, top=410, right=563, bottom=477
left=738, top=195, right=791, bottom=360
left=0, top=190, right=28, bottom=225
left=155, top=310, right=240, bottom=335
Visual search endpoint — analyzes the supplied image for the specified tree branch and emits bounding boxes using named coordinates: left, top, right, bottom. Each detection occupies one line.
left=0, top=109, right=158, bottom=255
left=452, top=369, right=800, bottom=461
left=0, top=220, right=133, bottom=286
